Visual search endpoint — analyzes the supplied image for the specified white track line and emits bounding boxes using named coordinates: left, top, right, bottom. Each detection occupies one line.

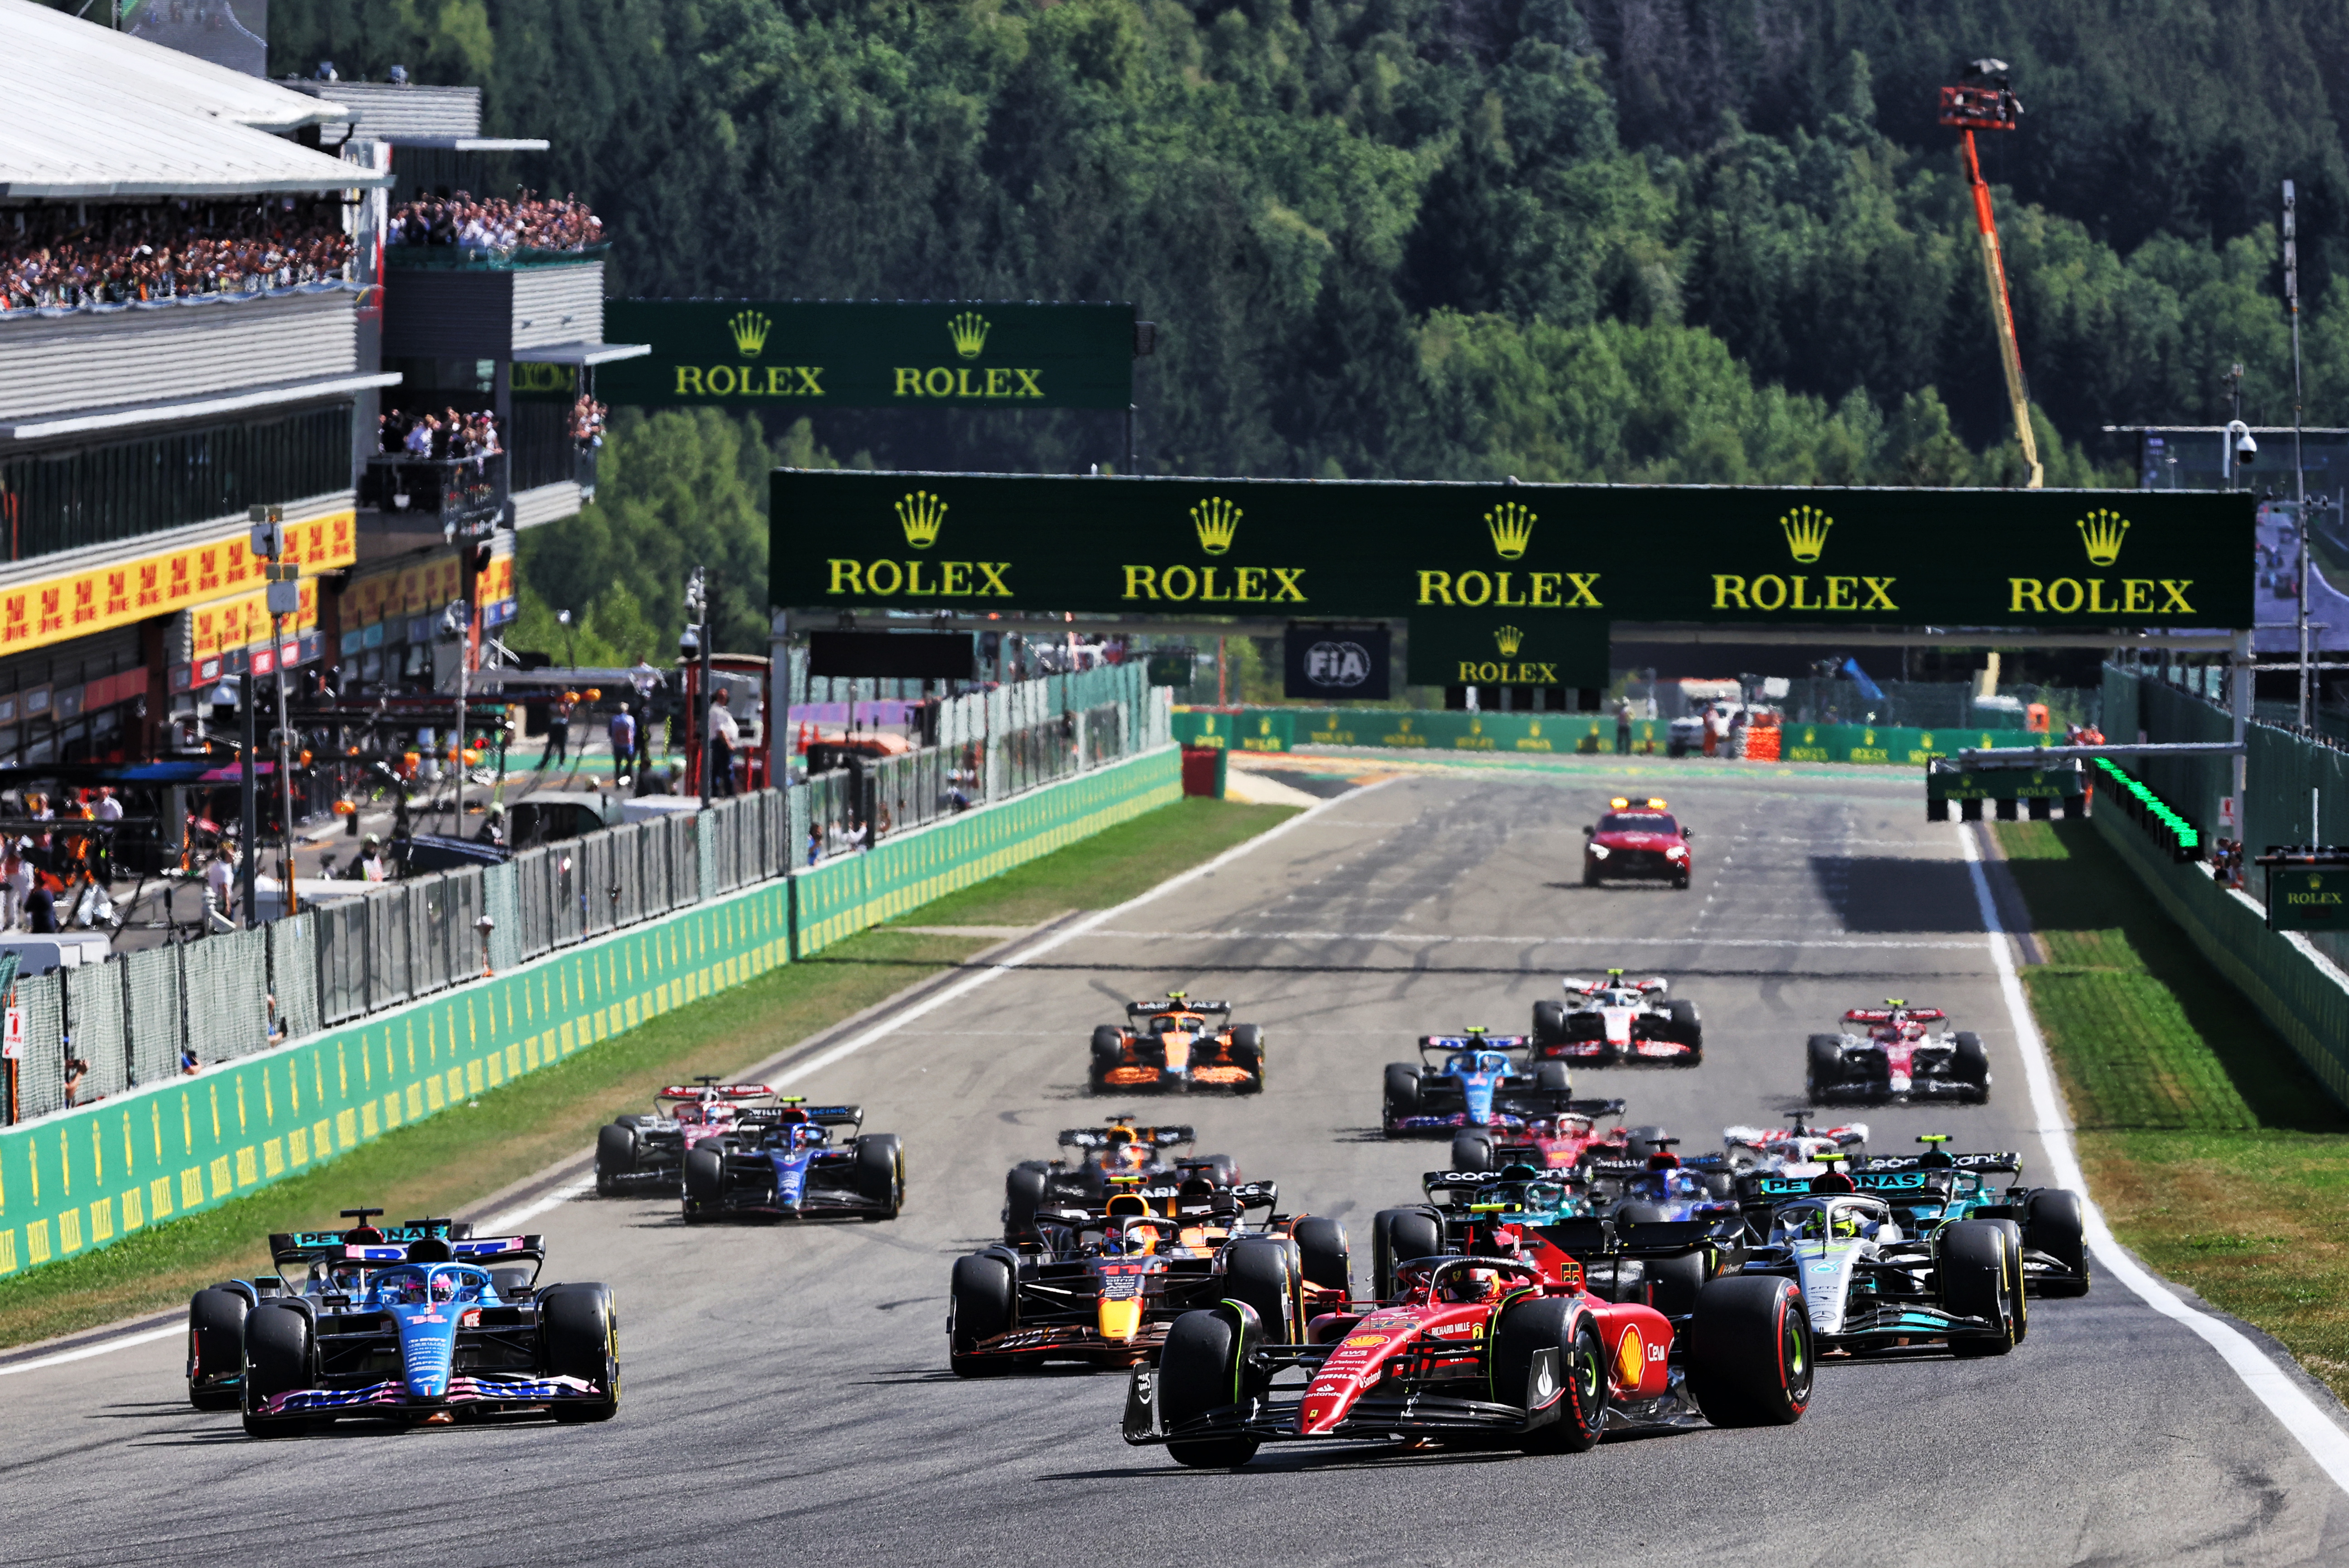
left=1090, top=929, right=1989, bottom=951
left=480, top=1178, right=596, bottom=1237
left=0, top=1323, right=180, bottom=1377
left=1959, top=825, right=2349, bottom=1494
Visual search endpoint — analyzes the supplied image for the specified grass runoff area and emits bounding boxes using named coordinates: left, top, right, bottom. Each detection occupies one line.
left=1996, top=820, right=2349, bottom=1402
left=0, top=797, right=1300, bottom=1351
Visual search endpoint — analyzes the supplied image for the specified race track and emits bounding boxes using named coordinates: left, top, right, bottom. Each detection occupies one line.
left=4, top=762, right=2344, bottom=1566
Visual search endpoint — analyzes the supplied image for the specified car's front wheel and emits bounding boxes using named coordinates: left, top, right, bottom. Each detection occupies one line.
left=1683, top=1275, right=1813, bottom=1426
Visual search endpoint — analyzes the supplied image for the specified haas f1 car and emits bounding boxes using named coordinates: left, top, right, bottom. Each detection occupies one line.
left=1091, top=994, right=1265, bottom=1094
left=1808, top=1001, right=1990, bottom=1103
left=1723, top=1111, right=1869, bottom=1175
left=1384, top=1031, right=1577, bottom=1137
left=680, top=1097, right=904, bottom=1223
left=950, top=1179, right=1349, bottom=1373
left=236, top=1225, right=618, bottom=1437
left=1581, top=797, right=1694, bottom=889
left=1533, top=970, right=1703, bottom=1065
left=1003, top=1119, right=1237, bottom=1240
left=595, top=1079, right=777, bottom=1194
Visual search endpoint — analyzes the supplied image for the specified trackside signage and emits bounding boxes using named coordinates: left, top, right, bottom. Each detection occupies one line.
left=769, top=473, right=2253, bottom=631
left=601, top=301, right=1134, bottom=410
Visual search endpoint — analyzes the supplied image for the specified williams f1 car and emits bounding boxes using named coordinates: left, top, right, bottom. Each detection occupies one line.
left=1091, top=993, right=1265, bottom=1094
left=1003, top=1119, right=1237, bottom=1240
left=1532, top=971, right=1702, bottom=1065
left=1384, top=1031, right=1576, bottom=1137
left=1722, top=1110, right=1869, bottom=1175
left=680, top=1098, right=904, bottom=1222
left=1807, top=1001, right=1990, bottom=1103
left=238, top=1227, right=618, bottom=1436
left=951, top=1178, right=1349, bottom=1373
left=595, top=1079, right=777, bottom=1194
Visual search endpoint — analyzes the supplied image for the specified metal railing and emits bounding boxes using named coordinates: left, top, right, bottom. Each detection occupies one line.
left=363, top=452, right=509, bottom=539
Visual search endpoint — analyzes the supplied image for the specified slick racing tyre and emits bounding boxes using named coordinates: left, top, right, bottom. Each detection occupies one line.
left=1229, top=1025, right=1265, bottom=1094
left=1684, top=1276, right=1813, bottom=1427
left=853, top=1134, right=904, bottom=1220
left=1495, top=1297, right=1604, bottom=1454
left=1003, top=1164, right=1050, bottom=1240
left=594, top=1122, right=638, bottom=1197
left=1805, top=1034, right=1845, bottom=1100
left=1668, top=998, right=1702, bottom=1050
left=1989, top=1218, right=2028, bottom=1343
left=1533, top=1061, right=1572, bottom=1095
left=542, top=1283, right=622, bottom=1422
left=1371, top=1207, right=1443, bottom=1300
left=1645, top=1250, right=1710, bottom=1319
left=1953, top=1032, right=1992, bottom=1101
left=1531, top=1000, right=1568, bottom=1047
left=1382, top=1063, right=1422, bottom=1129
left=1451, top=1130, right=1496, bottom=1173
left=1090, top=1025, right=1125, bottom=1090
left=681, top=1144, right=726, bottom=1216
left=1291, top=1216, right=1351, bottom=1297
left=1222, top=1237, right=1300, bottom=1343
left=949, top=1254, right=1017, bottom=1377
left=1160, top=1310, right=1259, bottom=1468
left=187, top=1288, right=248, bottom=1411
left=1941, top=1219, right=2017, bottom=1356
left=1624, top=1125, right=1671, bottom=1159
left=240, top=1304, right=315, bottom=1438
left=2025, top=1188, right=2091, bottom=1296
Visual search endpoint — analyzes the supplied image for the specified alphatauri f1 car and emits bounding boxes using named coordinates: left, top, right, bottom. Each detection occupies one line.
left=1384, top=1032, right=1577, bottom=1136
left=680, top=1098, right=904, bottom=1223
left=1090, top=994, right=1265, bottom=1094
left=1807, top=1002, right=1990, bottom=1103
left=1533, top=971, right=1703, bottom=1066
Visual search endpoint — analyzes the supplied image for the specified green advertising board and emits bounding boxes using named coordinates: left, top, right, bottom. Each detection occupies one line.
left=2268, top=865, right=2349, bottom=931
left=769, top=471, right=2253, bottom=632
left=601, top=300, right=1135, bottom=410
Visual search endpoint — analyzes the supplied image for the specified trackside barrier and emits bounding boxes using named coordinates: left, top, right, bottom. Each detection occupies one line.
left=1174, top=708, right=2051, bottom=764
left=0, top=744, right=1182, bottom=1278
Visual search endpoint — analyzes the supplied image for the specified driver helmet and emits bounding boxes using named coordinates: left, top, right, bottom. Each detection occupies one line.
left=1831, top=1208, right=1863, bottom=1240
left=1440, top=1266, right=1503, bottom=1303
left=431, top=1273, right=457, bottom=1303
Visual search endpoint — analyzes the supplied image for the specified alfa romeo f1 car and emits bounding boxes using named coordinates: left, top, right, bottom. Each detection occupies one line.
left=1003, top=1119, right=1237, bottom=1240
left=1807, top=1001, right=1990, bottom=1103
left=1581, top=797, right=1694, bottom=889
left=950, top=1178, right=1349, bottom=1374
left=1446, top=1097, right=1630, bottom=1176
left=1722, top=1110, right=1869, bottom=1175
left=1384, top=1031, right=1576, bottom=1137
left=595, top=1079, right=777, bottom=1194
left=1124, top=1231, right=1809, bottom=1466
left=1090, top=993, right=1265, bottom=1094
left=187, top=1208, right=471, bottom=1411
left=1532, top=970, right=1703, bottom=1065
left=680, top=1098, right=904, bottom=1223
left=237, top=1226, right=618, bottom=1436
left=1835, top=1136, right=2089, bottom=1297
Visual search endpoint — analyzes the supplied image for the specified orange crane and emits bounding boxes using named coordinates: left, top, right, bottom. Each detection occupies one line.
left=1940, top=59, right=2042, bottom=488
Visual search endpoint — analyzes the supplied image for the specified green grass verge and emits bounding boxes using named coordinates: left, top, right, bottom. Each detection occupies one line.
left=0, top=796, right=1302, bottom=1351
left=1995, top=820, right=2349, bottom=1400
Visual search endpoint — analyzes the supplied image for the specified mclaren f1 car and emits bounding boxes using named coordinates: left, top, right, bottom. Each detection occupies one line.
left=1090, top=994, right=1265, bottom=1094
left=679, top=1097, right=904, bottom=1223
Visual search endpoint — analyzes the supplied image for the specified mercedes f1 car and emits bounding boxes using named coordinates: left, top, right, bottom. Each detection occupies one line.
left=595, top=1079, right=777, bottom=1194
left=1807, top=1001, right=1990, bottom=1103
left=1003, top=1119, right=1237, bottom=1240
left=1384, top=1031, right=1577, bottom=1137
left=238, top=1226, right=617, bottom=1436
left=1123, top=1234, right=1809, bottom=1466
left=1445, top=1097, right=1630, bottom=1176
left=950, top=1178, right=1350, bottom=1374
left=1090, top=993, right=1265, bottom=1094
left=1722, top=1110, right=1869, bottom=1175
left=1830, top=1136, right=2089, bottom=1297
left=679, top=1098, right=904, bottom=1223
left=1581, top=797, right=1694, bottom=888
left=1532, top=970, right=1703, bottom=1065
left=186, top=1209, right=472, bottom=1412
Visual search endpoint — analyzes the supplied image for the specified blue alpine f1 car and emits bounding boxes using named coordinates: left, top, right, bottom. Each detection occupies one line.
left=239, top=1225, right=617, bottom=1436
left=1382, top=1030, right=1576, bottom=1136
left=680, top=1096, right=905, bottom=1223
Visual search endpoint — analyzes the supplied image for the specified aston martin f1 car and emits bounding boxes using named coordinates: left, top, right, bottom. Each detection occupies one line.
left=238, top=1229, right=618, bottom=1437
left=1445, top=1098, right=1630, bottom=1176
left=1002, top=1119, right=1237, bottom=1240
left=950, top=1178, right=1349, bottom=1374
left=186, top=1209, right=472, bottom=1411
left=1123, top=1242, right=1809, bottom=1467
left=1729, top=1159, right=2025, bottom=1357
left=1384, top=1031, right=1577, bottom=1136
left=680, top=1098, right=904, bottom=1223
left=1091, top=993, right=1265, bottom=1094
left=1532, top=971, right=1703, bottom=1065
left=595, top=1079, right=777, bottom=1194
left=1722, top=1111, right=1869, bottom=1175
left=1828, top=1136, right=2089, bottom=1297
left=1806, top=1001, right=1990, bottom=1103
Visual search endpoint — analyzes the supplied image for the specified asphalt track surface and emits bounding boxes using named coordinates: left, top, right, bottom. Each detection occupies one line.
left=5, top=761, right=2347, bottom=1566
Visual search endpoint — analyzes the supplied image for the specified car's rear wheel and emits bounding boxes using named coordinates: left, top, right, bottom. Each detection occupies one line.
left=187, top=1288, right=247, bottom=1410
left=1159, top=1310, right=1258, bottom=1467
left=1667, top=999, right=1701, bottom=1047
left=1229, top=1024, right=1264, bottom=1092
left=240, top=1304, right=314, bottom=1439
left=1382, top=1062, right=1421, bottom=1130
left=1495, top=1297, right=1605, bottom=1453
left=1531, top=1000, right=1567, bottom=1046
left=1291, top=1216, right=1350, bottom=1297
left=853, top=1134, right=903, bottom=1219
left=1805, top=1034, right=1845, bottom=1099
left=1533, top=1061, right=1572, bottom=1095
left=1684, top=1275, right=1812, bottom=1427
left=594, top=1122, right=638, bottom=1197
left=1953, top=1032, right=1992, bottom=1100
left=1090, top=1024, right=1125, bottom=1080
left=2025, top=1187, right=2091, bottom=1296
left=1222, top=1237, right=1299, bottom=1342
left=1646, top=1250, right=1710, bottom=1318
left=950, top=1254, right=1017, bottom=1376
left=542, top=1283, right=621, bottom=1421
left=1003, top=1164, right=1050, bottom=1240
left=1450, top=1129, right=1496, bottom=1173
left=1371, top=1206, right=1444, bottom=1300
left=1941, top=1219, right=2016, bottom=1356
left=681, top=1144, right=726, bottom=1214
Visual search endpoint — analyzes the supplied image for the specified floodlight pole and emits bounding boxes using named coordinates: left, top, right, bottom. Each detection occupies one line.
left=239, top=669, right=258, bottom=927
left=2288, top=180, right=2313, bottom=727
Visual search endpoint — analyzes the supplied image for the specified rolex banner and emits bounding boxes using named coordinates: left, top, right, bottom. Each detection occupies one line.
left=602, top=301, right=1135, bottom=410
left=770, top=472, right=2254, bottom=631
left=1406, top=610, right=1610, bottom=689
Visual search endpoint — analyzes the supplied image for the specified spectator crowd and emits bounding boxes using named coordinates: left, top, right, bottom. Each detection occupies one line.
left=568, top=393, right=608, bottom=447
left=0, top=199, right=353, bottom=312
left=378, top=407, right=504, bottom=464
left=387, top=190, right=603, bottom=256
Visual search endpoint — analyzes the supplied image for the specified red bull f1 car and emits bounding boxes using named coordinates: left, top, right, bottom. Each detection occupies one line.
left=1532, top=971, right=1703, bottom=1065
left=680, top=1098, right=904, bottom=1223
left=1090, top=994, right=1265, bottom=1094
left=1384, top=1031, right=1578, bottom=1137
left=595, top=1079, right=778, bottom=1195
left=238, top=1224, right=617, bottom=1437
left=1807, top=1001, right=1990, bottom=1103
left=1581, top=797, right=1694, bottom=888
left=1003, top=1119, right=1238, bottom=1240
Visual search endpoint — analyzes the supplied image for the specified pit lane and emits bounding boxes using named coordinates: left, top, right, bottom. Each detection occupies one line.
left=1, top=762, right=2342, bottom=1566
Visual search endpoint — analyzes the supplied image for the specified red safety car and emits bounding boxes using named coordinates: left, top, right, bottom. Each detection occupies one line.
left=1580, top=797, right=1694, bottom=889
left=1807, top=1001, right=1990, bottom=1103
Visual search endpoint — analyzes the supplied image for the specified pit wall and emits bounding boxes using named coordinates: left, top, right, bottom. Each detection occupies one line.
left=0, top=746, right=1182, bottom=1280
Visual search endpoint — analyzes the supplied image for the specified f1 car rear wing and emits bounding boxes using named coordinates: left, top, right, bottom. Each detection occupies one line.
left=1422, top=1170, right=1576, bottom=1202
left=736, top=1103, right=864, bottom=1130
left=1738, top=1165, right=2014, bottom=1204
left=281, top=1234, right=548, bottom=1266
left=1131, top=1178, right=1279, bottom=1213
left=1126, top=999, right=1232, bottom=1018
left=1418, top=1034, right=1530, bottom=1053
left=1528, top=1216, right=1724, bottom=1259
left=1583, top=1153, right=1731, bottom=1180
left=267, top=1220, right=461, bottom=1254
left=1722, top=1121, right=1869, bottom=1148
left=1862, top=1151, right=2021, bottom=1174
left=656, top=1083, right=776, bottom=1103
left=1841, top=1007, right=1946, bottom=1024
left=1559, top=974, right=1668, bottom=995
left=1060, top=1125, right=1195, bottom=1149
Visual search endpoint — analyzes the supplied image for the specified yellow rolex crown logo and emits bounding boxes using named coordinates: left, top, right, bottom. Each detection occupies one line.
left=1493, top=624, right=1524, bottom=657
left=2078, top=508, right=2130, bottom=567
left=727, top=309, right=772, bottom=358
left=947, top=311, right=991, bottom=360
left=894, top=490, right=947, bottom=550
left=1191, top=496, right=1241, bottom=555
left=1486, top=502, right=1537, bottom=560
left=1780, top=505, right=1833, bottom=564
